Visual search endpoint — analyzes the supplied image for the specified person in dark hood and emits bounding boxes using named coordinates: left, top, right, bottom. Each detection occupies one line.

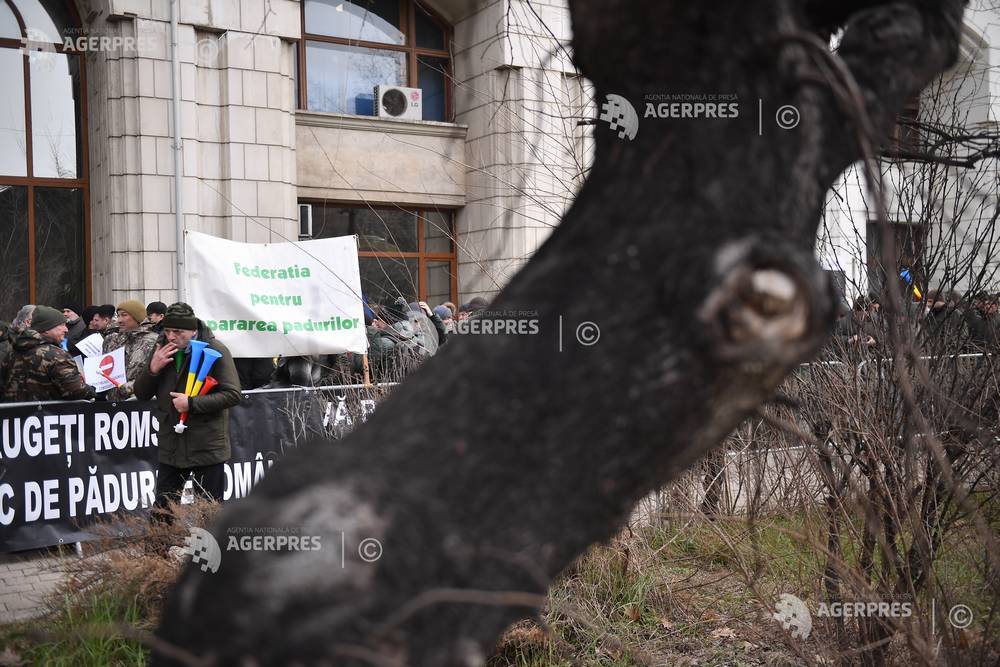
left=146, top=301, right=167, bottom=333
left=134, top=302, right=242, bottom=511
left=61, top=303, right=86, bottom=346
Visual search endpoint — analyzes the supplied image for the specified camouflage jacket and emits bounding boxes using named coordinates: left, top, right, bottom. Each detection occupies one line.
left=0, top=321, right=12, bottom=389
left=101, top=319, right=159, bottom=401
left=1, top=329, right=96, bottom=402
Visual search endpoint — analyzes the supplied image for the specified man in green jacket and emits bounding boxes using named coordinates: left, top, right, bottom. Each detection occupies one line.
left=134, top=303, right=241, bottom=511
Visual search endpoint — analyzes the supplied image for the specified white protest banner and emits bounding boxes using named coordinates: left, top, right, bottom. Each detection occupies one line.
left=75, top=333, right=104, bottom=358
left=82, top=347, right=126, bottom=392
left=185, top=231, right=368, bottom=357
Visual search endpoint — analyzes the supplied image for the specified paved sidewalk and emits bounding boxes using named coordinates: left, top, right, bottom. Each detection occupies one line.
left=0, top=549, right=73, bottom=624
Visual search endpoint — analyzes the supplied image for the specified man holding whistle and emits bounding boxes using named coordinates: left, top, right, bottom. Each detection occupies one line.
left=135, top=302, right=241, bottom=514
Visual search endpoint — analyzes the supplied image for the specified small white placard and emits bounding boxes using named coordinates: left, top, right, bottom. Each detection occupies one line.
left=75, top=333, right=105, bottom=358
left=83, top=347, right=126, bottom=392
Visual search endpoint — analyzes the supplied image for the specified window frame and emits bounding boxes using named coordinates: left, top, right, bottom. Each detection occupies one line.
left=298, top=0, right=453, bottom=121
left=299, top=199, right=459, bottom=304
left=886, top=95, right=921, bottom=157
left=0, top=0, right=90, bottom=306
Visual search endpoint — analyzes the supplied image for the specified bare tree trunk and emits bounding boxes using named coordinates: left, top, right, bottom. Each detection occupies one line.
left=152, top=1, right=965, bottom=664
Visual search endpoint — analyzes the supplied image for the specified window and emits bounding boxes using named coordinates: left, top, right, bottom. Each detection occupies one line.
left=0, top=0, right=88, bottom=319
left=300, top=0, right=452, bottom=121
left=885, top=96, right=921, bottom=156
left=302, top=202, right=457, bottom=306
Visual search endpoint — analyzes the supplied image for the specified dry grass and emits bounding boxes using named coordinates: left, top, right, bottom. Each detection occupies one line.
left=0, top=502, right=219, bottom=666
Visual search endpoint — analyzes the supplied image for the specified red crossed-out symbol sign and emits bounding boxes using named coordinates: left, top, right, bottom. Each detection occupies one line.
left=99, top=355, right=115, bottom=377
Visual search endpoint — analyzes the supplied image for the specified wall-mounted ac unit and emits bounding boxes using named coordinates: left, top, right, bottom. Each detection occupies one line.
left=375, top=85, right=422, bottom=121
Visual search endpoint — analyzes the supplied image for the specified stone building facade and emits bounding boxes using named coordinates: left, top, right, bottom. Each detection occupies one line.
left=0, top=0, right=590, bottom=318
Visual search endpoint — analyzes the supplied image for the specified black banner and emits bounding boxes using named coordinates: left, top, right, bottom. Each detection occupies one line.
left=0, top=386, right=386, bottom=552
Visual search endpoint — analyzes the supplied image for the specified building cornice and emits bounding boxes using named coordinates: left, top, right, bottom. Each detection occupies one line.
left=296, top=111, right=468, bottom=139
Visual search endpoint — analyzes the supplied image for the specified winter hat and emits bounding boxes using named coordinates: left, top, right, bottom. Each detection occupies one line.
left=60, top=303, right=83, bottom=319
left=146, top=301, right=167, bottom=316
left=117, top=299, right=146, bottom=324
left=31, top=306, right=67, bottom=334
left=433, top=305, right=452, bottom=320
left=380, top=301, right=408, bottom=323
left=81, top=305, right=100, bottom=326
left=162, top=302, right=198, bottom=330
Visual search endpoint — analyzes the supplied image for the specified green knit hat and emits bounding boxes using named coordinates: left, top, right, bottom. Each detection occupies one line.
left=161, top=302, right=198, bottom=330
left=116, top=299, right=146, bottom=325
left=31, top=306, right=66, bottom=334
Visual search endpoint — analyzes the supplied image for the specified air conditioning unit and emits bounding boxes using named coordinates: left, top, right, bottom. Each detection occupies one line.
left=375, top=85, right=422, bottom=121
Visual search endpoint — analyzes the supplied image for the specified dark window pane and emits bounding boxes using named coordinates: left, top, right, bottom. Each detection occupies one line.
left=306, top=41, right=406, bottom=115
left=359, top=256, right=418, bottom=304
left=31, top=53, right=81, bottom=178
left=423, top=210, right=452, bottom=253
left=414, top=5, right=445, bottom=50
left=0, top=186, right=28, bottom=319
left=304, top=0, right=403, bottom=45
left=34, top=187, right=84, bottom=308
left=0, top=49, right=27, bottom=177
left=313, top=206, right=418, bottom=252
left=417, top=55, right=447, bottom=121
left=425, top=260, right=453, bottom=305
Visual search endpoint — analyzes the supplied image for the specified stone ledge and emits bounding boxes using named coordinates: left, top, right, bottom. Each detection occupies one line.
left=296, top=110, right=468, bottom=140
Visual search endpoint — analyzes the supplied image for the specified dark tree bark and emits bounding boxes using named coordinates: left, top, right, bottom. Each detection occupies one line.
left=153, top=1, right=964, bottom=665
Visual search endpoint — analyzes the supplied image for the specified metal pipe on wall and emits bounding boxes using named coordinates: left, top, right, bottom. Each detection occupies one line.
left=169, top=0, right=185, bottom=301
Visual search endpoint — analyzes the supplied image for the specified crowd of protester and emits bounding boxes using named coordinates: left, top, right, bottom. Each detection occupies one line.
left=0, top=295, right=491, bottom=403
left=831, top=289, right=1000, bottom=356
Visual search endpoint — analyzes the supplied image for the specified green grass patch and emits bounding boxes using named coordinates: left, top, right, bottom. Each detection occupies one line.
left=1, top=591, right=149, bottom=666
